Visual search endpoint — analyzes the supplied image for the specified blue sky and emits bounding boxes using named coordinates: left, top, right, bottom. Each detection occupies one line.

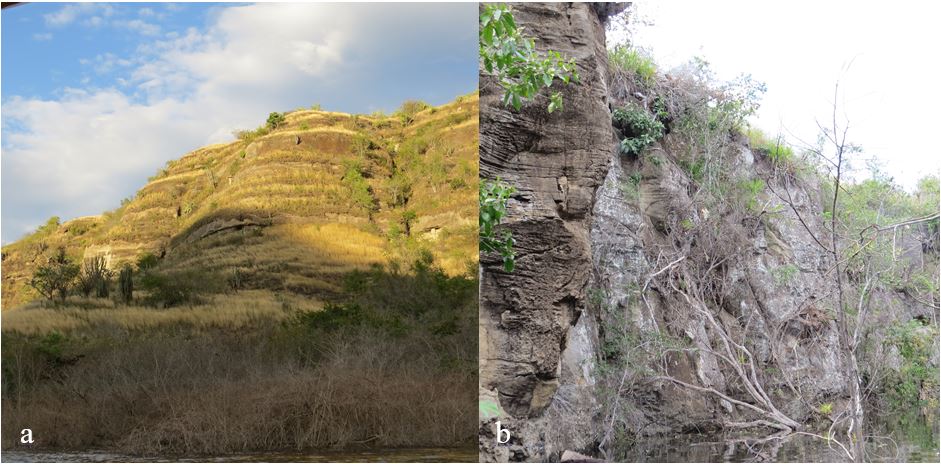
left=1, top=2, right=478, bottom=243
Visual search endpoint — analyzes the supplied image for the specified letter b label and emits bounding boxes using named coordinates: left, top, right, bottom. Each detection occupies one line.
left=495, top=421, right=510, bottom=444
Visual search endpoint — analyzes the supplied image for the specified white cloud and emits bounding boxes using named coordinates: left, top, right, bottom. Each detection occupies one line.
left=43, top=4, right=83, bottom=26
left=44, top=3, right=113, bottom=27
left=117, top=19, right=161, bottom=36
left=88, top=53, right=134, bottom=75
left=2, top=2, right=476, bottom=242
left=32, top=32, right=53, bottom=41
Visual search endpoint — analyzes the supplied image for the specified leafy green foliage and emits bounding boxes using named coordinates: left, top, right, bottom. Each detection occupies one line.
left=342, top=160, right=378, bottom=215
left=612, top=105, right=664, bottom=156
left=479, top=179, right=516, bottom=272
left=886, top=320, right=939, bottom=410
left=479, top=4, right=579, bottom=113
left=266, top=112, right=286, bottom=130
left=609, top=45, right=657, bottom=86
left=29, top=248, right=79, bottom=303
left=296, top=254, right=477, bottom=339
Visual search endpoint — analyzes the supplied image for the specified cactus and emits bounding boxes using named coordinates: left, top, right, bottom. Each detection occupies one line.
left=118, top=264, right=133, bottom=304
left=96, top=274, right=111, bottom=298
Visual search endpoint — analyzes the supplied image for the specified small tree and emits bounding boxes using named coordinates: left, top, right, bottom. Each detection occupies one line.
left=396, top=100, right=429, bottom=126
left=266, top=112, right=286, bottom=130
left=118, top=264, right=134, bottom=304
left=29, top=248, right=79, bottom=303
left=401, top=210, right=418, bottom=237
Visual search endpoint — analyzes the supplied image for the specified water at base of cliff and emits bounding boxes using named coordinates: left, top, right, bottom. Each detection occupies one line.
left=613, top=414, right=938, bottom=463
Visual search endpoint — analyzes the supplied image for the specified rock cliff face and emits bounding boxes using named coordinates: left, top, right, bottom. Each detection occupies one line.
left=479, top=3, right=937, bottom=462
left=478, top=2, right=625, bottom=461
left=589, top=128, right=847, bottom=435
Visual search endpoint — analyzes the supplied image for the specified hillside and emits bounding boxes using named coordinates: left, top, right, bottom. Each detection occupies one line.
left=2, top=93, right=479, bottom=311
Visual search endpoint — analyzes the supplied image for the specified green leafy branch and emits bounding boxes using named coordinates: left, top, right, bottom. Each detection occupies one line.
left=480, top=179, right=516, bottom=272
left=479, top=4, right=579, bottom=113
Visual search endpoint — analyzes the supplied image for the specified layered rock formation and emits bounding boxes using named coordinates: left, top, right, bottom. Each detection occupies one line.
left=478, top=3, right=625, bottom=461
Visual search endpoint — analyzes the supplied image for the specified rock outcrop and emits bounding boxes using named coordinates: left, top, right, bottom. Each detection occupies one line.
left=478, top=3, right=626, bottom=461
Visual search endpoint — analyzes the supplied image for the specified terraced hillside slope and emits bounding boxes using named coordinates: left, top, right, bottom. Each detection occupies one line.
left=2, top=93, right=479, bottom=311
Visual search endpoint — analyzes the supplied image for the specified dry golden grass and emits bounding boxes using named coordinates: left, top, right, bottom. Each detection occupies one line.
left=2, top=317, right=476, bottom=453
left=280, top=223, right=386, bottom=266
left=1, top=291, right=320, bottom=335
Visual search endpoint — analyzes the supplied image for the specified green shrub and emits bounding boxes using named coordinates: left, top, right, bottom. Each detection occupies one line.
left=140, top=270, right=221, bottom=308
left=342, top=160, right=378, bottom=215
left=680, top=156, right=707, bottom=182
left=295, top=303, right=371, bottom=332
left=234, top=126, right=270, bottom=142
left=609, top=44, right=657, bottom=86
left=480, top=179, right=516, bottom=272
left=612, top=105, right=664, bottom=156
left=266, top=112, right=286, bottom=130
left=886, top=320, right=939, bottom=410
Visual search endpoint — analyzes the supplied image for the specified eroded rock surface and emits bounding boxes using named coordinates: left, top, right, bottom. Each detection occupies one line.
left=479, top=2, right=626, bottom=461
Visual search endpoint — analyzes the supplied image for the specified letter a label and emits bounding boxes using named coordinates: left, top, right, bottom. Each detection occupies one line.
left=20, top=429, right=34, bottom=444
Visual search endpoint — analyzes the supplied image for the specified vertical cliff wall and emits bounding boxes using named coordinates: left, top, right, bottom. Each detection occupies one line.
left=478, top=3, right=626, bottom=461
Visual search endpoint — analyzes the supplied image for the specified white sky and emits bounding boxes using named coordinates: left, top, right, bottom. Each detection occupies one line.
left=610, top=0, right=941, bottom=191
